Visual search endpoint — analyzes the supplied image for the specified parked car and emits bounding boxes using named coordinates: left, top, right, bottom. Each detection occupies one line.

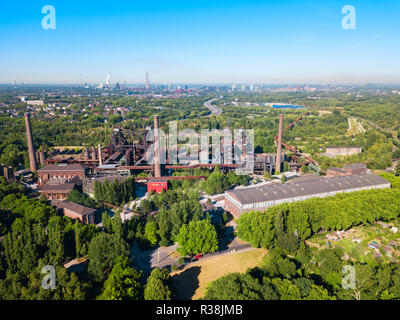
left=192, top=254, right=203, bottom=261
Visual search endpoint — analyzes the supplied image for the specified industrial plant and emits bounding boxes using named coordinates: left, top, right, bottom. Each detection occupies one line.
left=22, top=111, right=391, bottom=221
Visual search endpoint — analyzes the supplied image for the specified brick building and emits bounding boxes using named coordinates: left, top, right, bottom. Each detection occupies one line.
left=37, top=164, right=88, bottom=185
left=326, top=167, right=352, bottom=178
left=326, top=163, right=368, bottom=178
left=51, top=200, right=97, bottom=224
left=41, top=183, right=76, bottom=200
left=344, top=163, right=368, bottom=175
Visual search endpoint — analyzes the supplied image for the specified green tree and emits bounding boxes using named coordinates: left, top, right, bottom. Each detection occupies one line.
left=144, top=268, right=172, bottom=300
left=204, top=272, right=277, bottom=300
left=144, top=221, right=158, bottom=247
left=305, top=285, right=336, bottom=300
left=99, top=256, right=141, bottom=300
left=88, top=233, right=129, bottom=282
left=283, top=162, right=290, bottom=172
left=157, top=206, right=171, bottom=247
left=101, top=212, right=112, bottom=233
left=112, top=211, right=123, bottom=238
left=75, top=220, right=82, bottom=258
left=47, top=216, right=65, bottom=265
left=176, top=220, right=218, bottom=256
left=140, top=199, right=153, bottom=215
left=271, top=278, right=302, bottom=300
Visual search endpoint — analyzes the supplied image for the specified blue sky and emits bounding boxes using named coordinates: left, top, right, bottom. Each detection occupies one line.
left=1, top=0, right=400, bottom=84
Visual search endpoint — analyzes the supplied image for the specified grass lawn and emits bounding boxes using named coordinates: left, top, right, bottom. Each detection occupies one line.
left=170, top=248, right=267, bottom=300
left=347, top=118, right=359, bottom=136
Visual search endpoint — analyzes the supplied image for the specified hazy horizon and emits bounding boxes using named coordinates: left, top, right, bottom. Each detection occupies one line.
left=2, top=0, right=400, bottom=84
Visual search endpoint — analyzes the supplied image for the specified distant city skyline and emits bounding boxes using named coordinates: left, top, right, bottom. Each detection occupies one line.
left=1, top=0, right=400, bottom=84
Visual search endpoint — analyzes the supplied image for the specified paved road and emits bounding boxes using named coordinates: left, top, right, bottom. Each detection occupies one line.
left=347, top=118, right=366, bottom=135
left=204, top=97, right=223, bottom=116
left=130, top=236, right=253, bottom=272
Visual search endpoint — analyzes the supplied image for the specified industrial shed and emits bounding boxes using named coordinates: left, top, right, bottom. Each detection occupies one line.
left=224, top=174, right=391, bottom=218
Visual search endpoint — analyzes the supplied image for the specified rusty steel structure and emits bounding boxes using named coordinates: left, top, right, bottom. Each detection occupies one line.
left=273, top=112, right=315, bottom=165
left=135, top=176, right=207, bottom=181
left=106, top=128, right=147, bottom=166
left=41, top=112, right=255, bottom=189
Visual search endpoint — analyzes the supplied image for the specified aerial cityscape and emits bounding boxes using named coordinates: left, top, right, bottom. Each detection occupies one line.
left=1, top=0, right=400, bottom=309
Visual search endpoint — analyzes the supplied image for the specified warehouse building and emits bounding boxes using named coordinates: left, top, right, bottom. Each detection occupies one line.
left=224, top=174, right=391, bottom=218
left=51, top=200, right=97, bottom=224
left=326, top=163, right=368, bottom=178
left=41, top=183, right=76, bottom=200
left=37, top=164, right=88, bottom=186
left=322, top=146, right=363, bottom=158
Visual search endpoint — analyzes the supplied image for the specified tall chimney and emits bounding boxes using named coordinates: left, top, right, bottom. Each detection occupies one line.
left=275, top=114, right=284, bottom=174
left=98, top=144, right=103, bottom=166
left=84, top=148, right=89, bottom=160
left=145, top=72, right=150, bottom=90
left=36, top=151, right=41, bottom=165
left=91, top=148, right=97, bottom=160
left=154, top=115, right=161, bottom=177
left=39, top=150, right=45, bottom=166
left=24, top=113, right=37, bottom=172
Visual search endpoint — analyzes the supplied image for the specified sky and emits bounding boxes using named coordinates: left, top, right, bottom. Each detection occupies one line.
left=1, top=0, right=400, bottom=85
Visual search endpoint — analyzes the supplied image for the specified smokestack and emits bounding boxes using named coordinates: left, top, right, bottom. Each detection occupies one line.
left=154, top=115, right=161, bottom=177
left=39, top=150, right=46, bottom=166
left=275, top=114, right=284, bottom=174
left=84, top=148, right=89, bottom=160
left=145, top=72, right=150, bottom=90
left=4, top=166, right=14, bottom=182
left=98, top=144, right=103, bottom=166
left=36, top=151, right=41, bottom=165
left=125, top=149, right=133, bottom=166
left=24, top=113, right=37, bottom=172
left=91, top=148, right=97, bottom=160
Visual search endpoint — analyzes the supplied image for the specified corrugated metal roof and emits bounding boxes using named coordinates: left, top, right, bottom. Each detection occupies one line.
left=225, top=174, right=390, bottom=205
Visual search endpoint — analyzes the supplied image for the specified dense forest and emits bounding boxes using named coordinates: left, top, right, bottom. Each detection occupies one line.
left=0, top=176, right=175, bottom=300
left=93, top=177, right=136, bottom=206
